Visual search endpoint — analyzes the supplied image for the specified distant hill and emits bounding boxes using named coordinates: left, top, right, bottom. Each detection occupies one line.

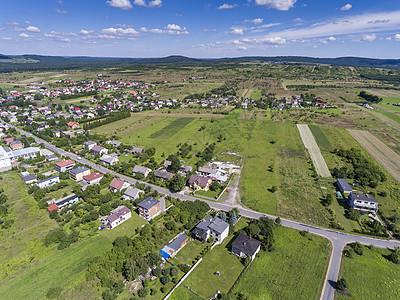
left=0, top=54, right=400, bottom=72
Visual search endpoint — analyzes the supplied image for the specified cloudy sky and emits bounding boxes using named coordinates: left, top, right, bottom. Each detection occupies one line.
left=0, top=0, right=399, bottom=58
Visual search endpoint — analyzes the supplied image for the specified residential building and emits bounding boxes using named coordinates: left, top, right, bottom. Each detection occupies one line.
left=67, top=121, right=79, bottom=129
left=46, top=204, right=59, bottom=213
left=107, top=140, right=123, bottom=148
left=12, top=147, right=41, bottom=160
left=197, top=165, right=217, bottom=177
left=192, top=216, right=229, bottom=244
left=231, top=233, right=262, bottom=261
left=132, top=165, right=151, bottom=178
left=35, top=176, right=60, bottom=189
left=0, top=146, right=13, bottom=172
left=54, top=193, right=79, bottom=210
left=127, top=146, right=145, bottom=155
left=100, top=154, right=119, bottom=166
left=336, top=178, right=352, bottom=194
left=109, top=178, right=130, bottom=192
left=83, top=141, right=97, bottom=151
left=159, top=234, right=189, bottom=260
left=22, top=174, right=37, bottom=184
left=154, top=169, right=174, bottom=181
left=348, top=192, right=378, bottom=213
left=138, top=197, right=161, bottom=220
left=69, top=166, right=91, bottom=181
left=9, top=140, right=23, bottom=150
left=101, top=206, right=132, bottom=229
left=91, top=145, right=108, bottom=155
left=188, top=174, right=212, bottom=191
left=83, top=172, right=103, bottom=185
left=123, top=186, right=144, bottom=201
left=55, top=159, right=76, bottom=172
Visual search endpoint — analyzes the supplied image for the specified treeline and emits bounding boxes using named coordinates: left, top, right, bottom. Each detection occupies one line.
left=331, top=148, right=386, bottom=187
left=287, top=84, right=341, bottom=91
left=83, top=111, right=131, bottom=130
left=59, top=90, right=97, bottom=100
left=0, top=188, right=13, bottom=230
left=358, top=91, right=382, bottom=103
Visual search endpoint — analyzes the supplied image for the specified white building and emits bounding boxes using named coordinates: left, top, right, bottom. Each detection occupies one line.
left=101, top=206, right=132, bottom=229
left=0, top=146, right=13, bottom=172
left=35, top=176, right=60, bottom=189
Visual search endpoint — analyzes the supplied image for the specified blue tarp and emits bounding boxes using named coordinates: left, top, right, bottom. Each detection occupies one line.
left=159, top=250, right=170, bottom=259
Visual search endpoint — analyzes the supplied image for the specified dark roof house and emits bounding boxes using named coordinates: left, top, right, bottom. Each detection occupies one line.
left=231, top=233, right=262, bottom=260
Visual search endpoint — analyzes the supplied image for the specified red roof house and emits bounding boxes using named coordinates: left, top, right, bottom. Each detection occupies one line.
left=47, top=204, right=59, bottom=213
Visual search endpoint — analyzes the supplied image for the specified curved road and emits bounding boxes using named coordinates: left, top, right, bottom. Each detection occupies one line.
left=5, top=121, right=400, bottom=300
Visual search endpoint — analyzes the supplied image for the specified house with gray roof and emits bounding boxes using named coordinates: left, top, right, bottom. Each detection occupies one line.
left=192, top=216, right=229, bottom=244
left=231, top=233, right=262, bottom=261
left=348, top=192, right=378, bottom=213
left=138, top=197, right=161, bottom=220
left=336, top=178, right=352, bottom=194
left=154, top=169, right=174, bottom=181
left=159, top=234, right=189, bottom=260
left=100, top=154, right=119, bottom=166
left=123, top=187, right=144, bottom=201
left=132, top=165, right=151, bottom=178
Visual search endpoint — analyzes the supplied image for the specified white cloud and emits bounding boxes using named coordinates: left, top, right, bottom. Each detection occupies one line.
left=80, top=29, right=94, bottom=35
left=328, top=36, right=336, bottom=41
left=203, top=28, right=216, bottom=32
left=243, top=36, right=286, bottom=44
left=238, top=46, right=247, bottom=50
left=245, top=18, right=263, bottom=24
left=387, top=33, right=400, bottom=41
left=44, top=31, right=76, bottom=42
left=148, top=0, right=162, bottom=7
left=251, top=10, right=400, bottom=41
left=362, top=33, right=376, bottom=41
left=133, top=0, right=146, bottom=6
left=19, top=33, right=30, bottom=38
left=166, top=24, right=184, bottom=30
left=233, top=39, right=243, bottom=44
left=55, top=8, right=68, bottom=14
left=26, top=26, right=40, bottom=32
left=231, top=28, right=244, bottom=35
left=0, top=37, right=12, bottom=40
left=254, top=0, right=297, bottom=11
left=106, top=0, right=133, bottom=10
left=340, top=4, right=352, bottom=11
left=57, top=0, right=64, bottom=5
left=102, top=27, right=139, bottom=36
left=218, top=4, right=236, bottom=9
left=293, top=17, right=302, bottom=23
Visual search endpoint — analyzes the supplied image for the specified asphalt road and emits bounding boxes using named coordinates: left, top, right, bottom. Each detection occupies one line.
left=5, top=121, right=400, bottom=300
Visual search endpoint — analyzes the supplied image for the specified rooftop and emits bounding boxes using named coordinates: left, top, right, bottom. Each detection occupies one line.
left=138, top=197, right=160, bottom=210
left=55, top=159, right=75, bottom=168
left=70, top=166, right=90, bottom=175
left=232, top=233, right=262, bottom=256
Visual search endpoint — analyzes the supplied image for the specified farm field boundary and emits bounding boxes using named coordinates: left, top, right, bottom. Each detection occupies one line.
left=297, top=124, right=331, bottom=177
left=347, top=129, right=400, bottom=183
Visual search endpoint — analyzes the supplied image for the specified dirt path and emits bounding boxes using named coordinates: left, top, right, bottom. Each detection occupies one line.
left=364, top=89, right=388, bottom=98
left=241, top=89, right=248, bottom=98
left=66, top=97, right=93, bottom=103
left=222, top=175, right=241, bottom=207
left=297, top=124, right=331, bottom=177
left=347, top=130, right=400, bottom=183
left=281, top=81, right=288, bottom=90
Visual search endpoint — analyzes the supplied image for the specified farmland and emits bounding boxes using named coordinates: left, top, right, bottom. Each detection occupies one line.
left=337, top=246, right=400, bottom=299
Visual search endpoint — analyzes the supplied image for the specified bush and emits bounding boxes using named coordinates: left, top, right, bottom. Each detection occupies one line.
left=336, top=278, right=348, bottom=291
left=350, top=242, right=364, bottom=255
left=160, top=275, right=170, bottom=285
left=46, top=286, right=63, bottom=299
left=138, top=288, right=148, bottom=297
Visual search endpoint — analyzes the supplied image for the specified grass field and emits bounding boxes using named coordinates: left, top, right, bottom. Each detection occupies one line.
left=374, top=108, right=400, bottom=124
left=232, top=226, right=331, bottom=300
left=250, top=89, right=262, bottom=100
left=309, top=125, right=333, bottom=151
left=183, top=236, right=245, bottom=298
left=0, top=172, right=59, bottom=282
left=337, top=246, right=400, bottom=299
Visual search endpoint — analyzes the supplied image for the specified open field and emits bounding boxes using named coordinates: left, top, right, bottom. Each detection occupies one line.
left=0, top=172, right=59, bottom=282
left=169, top=285, right=203, bottom=300
left=309, top=124, right=333, bottom=151
left=337, top=246, right=400, bottom=299
left=297, top=124, right=331, bottom=177
left=232, top=226, right=331, bottom=300
left=347, top=129, right=400, bottom=183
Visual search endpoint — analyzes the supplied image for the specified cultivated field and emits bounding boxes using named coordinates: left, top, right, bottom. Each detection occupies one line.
left=347, top=129, right=400, bottom=183
left=297, top=124, right=331, bottom=177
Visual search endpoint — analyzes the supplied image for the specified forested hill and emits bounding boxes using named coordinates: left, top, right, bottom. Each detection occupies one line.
left=0, top=54, right=400, bottom=72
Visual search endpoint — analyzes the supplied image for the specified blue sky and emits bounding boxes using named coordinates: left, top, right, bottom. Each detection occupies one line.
left=0, top=0, right=399, bottom=58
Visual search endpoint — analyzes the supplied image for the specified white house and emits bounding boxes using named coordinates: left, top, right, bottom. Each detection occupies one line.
left=132, top=165, right=152, bottom=178
left=0, top=146, right=13, bottom=173
left=101, top=206, right=131, bottom=229
left=35, top=176, right=60, bottom=189
left=192, top=216, right=229, bottom=244
left=348, top=192, right=378, bottom=213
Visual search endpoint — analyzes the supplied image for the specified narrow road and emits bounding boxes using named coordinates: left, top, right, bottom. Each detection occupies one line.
left=4, top=121, right=400, bottom=300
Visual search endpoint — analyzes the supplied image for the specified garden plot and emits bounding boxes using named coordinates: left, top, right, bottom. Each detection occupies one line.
left=297, top=124, right=331, bottom=177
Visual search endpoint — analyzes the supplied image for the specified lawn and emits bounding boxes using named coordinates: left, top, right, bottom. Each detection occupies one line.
left=337, top=246, right=400, bottom=299
left=374, top=108, right=400, bottom=124
left=232, top=226, right=331, bottom=300
left=169, top=285, right=203, bottom=300
left=170, top=238, right=206, bottom=266
left=182, top=236, right=245, bottom=298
